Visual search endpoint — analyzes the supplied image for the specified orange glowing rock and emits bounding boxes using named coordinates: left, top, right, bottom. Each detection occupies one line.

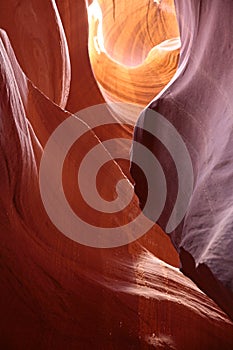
left=88, top=0, right=180, bottom=108
left=0, top=1, right=232, bottom=349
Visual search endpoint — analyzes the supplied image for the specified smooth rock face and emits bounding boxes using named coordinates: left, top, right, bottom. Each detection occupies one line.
left=0, top=1, right=232, bottom=349
left=0, top=0, right=71, bottom=108
left=131, top=0, right=233, bottom=321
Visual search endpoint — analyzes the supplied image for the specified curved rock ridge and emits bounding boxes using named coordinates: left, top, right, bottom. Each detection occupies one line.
left=56, top=0, right=105, bottom=112
left=0, top=0, right=71, bottom=108
left=131, top=0, right=233, bottom=321
left=0, top=1, right=232, bottom=349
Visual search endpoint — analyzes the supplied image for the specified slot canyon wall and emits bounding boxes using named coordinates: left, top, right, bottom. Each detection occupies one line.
left=0, top=0, right=232, bottom=349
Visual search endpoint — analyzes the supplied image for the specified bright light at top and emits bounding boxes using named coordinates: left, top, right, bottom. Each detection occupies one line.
left=87, top=0, right=106, bottom=55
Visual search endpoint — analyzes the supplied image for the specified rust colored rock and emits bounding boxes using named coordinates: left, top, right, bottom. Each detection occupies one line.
left=0, top=0, right=232, bottom=349
left=0, top=0, right=71, bottom=107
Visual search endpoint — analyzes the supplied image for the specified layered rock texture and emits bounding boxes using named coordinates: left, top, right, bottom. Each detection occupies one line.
left=131, top=0, right=233, bottom=322
left=0, top=0, right=232, bottom=349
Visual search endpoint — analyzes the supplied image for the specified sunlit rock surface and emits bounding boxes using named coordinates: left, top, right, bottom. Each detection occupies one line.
left=88, top=0, right=180, bottom=108
left=0, top=0, right=232, bottom=349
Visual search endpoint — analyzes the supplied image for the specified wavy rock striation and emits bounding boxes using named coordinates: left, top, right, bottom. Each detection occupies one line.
left=0, top=0, right=232, bottom=349
left=131, top=0, right=233, bottom=321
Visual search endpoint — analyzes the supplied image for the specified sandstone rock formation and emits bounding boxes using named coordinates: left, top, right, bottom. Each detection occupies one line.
left=0, top=0, right=232, bottom=349
left=131, top=0, right=233, bottom=322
